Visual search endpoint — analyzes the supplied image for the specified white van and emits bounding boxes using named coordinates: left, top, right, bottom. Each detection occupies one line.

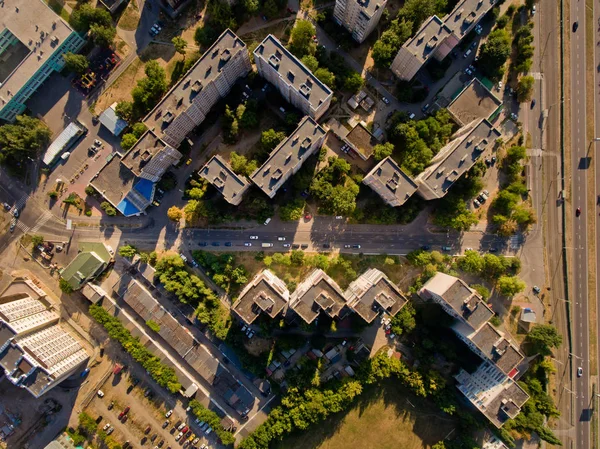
left=261, top=243, right=273, bottom=248
left=463, top=49, right=472, bottom=58
left=264, top=217, right=271, bottom=225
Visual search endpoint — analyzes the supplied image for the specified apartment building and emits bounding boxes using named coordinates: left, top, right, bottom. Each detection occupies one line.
left=345, top=268, right=407, bottom=323
left=414, top=118, right=501, bottom=200
left=0, top=278, right=89, bottom=397
left=0, top=0, right=86, bottom=122
left=419, top=272, right=529, bottom=427
left=289, top=269, right=348, bottom=324
left=333, top=0, right=388, bottom=43
left=251, top=116, right=326, bottom=198
left=363, top=156, right=418, bottom=207
left=144, top=29, right=251, bottom=148
left=232, top=270, right=290, bottom=324
left=200, top=155, right=251, bottom=206
left=390, top=0, right=498, bottom=80
left=254, top=35, right=332, bottom=120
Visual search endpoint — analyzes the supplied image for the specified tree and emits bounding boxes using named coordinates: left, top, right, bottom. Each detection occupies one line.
left=516, top=75, right=535, bottom=102
left=188, top=187, right=206, bottom=200
left=390, top=302, right=416, bottom=335
left=63, top=52, right=89, bottom=74
left=48, top=190, right=59, bottom=199
left=290, top=20, right=316, bottom=58
left=31, top=235, right=44, bottom=248
left=59, top=278, right=74, bottom=294
left=70, top=4, right=112, bottom=32
left=0, top=115, right=51, bottom=165
left=230, top=152, right=257, bottom=177
left=343, top=71, right=364, bottom=92
left=496, top=275, right=526, bottom=296
left=263, top=0, right=279, bottom=18
left=314, top=68, right=336, bottom=89
left=131, top=122, right=147, bottom=138
left=261, top=129, right=286, bottom=152
left=290, top=250, right=305, bottom=266
left=100, top=201, right=117, bottom=216
left=89, top=24, right=116, bottom=47
left=458, top=250, right=484, bottom=273
left=167, top=206, right=183, bottom=221
left=85, top=186, right=96, bottom=196
left=194, top=25, right=218, bottom=47
left=372, top=19, right=413, bottom=67
left=146, top=319, right=161, bottom=332
left=118, top=245, right=138, bottom=258
left=115, top=101, right=134, bottom=122
left=243, top=0, right=259, bottom=13
left=373, top=142, right=394, bottom=161
left=527, top=324, right=562, bottom=356
left=120, top=133, right=138, bottom=151
left=238, top=100, right=260, bottom=129
left=478, top=29, right=511, bottom=79
left=279, top=198, right=305, bottom=221
left=131, top=61, right=168, bottom=117
left=301, top=55, right=319, bottom=72
left=172, top=36, right=188, bottom=56
left=222, top=105, right=239, bottom=142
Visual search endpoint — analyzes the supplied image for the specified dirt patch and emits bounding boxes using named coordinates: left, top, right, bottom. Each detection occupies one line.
left=244, top=336, right=272, bottom=356
left=118, top=1, right=141, bottom=31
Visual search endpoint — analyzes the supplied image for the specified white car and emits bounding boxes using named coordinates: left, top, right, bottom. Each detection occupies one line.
left=107, top=245, right=114, bottom=255
left=282, top=243, right=291, bottom=248
left=277, top=236, right=286, bottom=241
left=175, top=432, right=183, bottom=441
left=249, top=235, right=259, bottom=240
left=165, top=409, right=173, bottom=418
left=531, top=4, right=536, bottom=14
left=178, top=423, right=186, bottom=431
left=205, top=427, right=212, bottom=435
left=344, top=244, right=351, bottom=248
left=97, top=390, right=105, bottom=398
left=103, top=423, right=111, bottom=431
left=94, top=139, right=102, bottom=147
left=244, top=242, right=252, bottom=247
left=335, top=216, right=343, bottom=219
left=179, top=253, right=188, bottom=263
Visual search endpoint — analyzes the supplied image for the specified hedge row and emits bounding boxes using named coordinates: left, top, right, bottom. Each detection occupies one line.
left=188, top=399, right=235, bottom=446
left=89, top=304, right=182, bottom=393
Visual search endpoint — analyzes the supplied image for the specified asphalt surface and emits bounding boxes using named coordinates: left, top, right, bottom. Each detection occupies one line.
left=596, top=0, right=600, bottom=441
left=569, top=0, right=592, bottom=445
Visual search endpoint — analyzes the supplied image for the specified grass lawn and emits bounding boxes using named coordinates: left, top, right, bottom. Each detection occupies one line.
left=273, top=379, right=457, bottom=449
left=118, top=1, right=141, bottom=31
left=45, top=0, right=70, bottom=21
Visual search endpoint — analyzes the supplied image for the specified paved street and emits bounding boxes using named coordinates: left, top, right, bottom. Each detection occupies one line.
left=595, top=0, right=600, bottom=441
left=569, top=0, right=592, bottom=445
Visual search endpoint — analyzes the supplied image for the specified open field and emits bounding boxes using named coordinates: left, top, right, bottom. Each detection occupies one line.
left=272, top=380, right=457, bottom=449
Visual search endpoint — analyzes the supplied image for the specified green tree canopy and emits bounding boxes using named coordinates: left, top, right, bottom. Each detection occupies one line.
left=478, top=29, right=511, bottom=79
left=373, top=142, right=394, bottom=161
left=172, top=36, right=188, bottom=55
left=63, top=52, right=89, bottom=74
left=526, top=324, right=563, bottom=356
left=261, top=129, right=287, bottom=152
left=496, top=275, right=526, bottom=296
left=118, top=245, right=138, bottom=258
left=314, top=68, right=335, bottom=89
left=131, top=61, right=168, bottom=117
left=290, top=20, right=316, bottom=57
left=0, top=115, right=51, bottom=165
left=89, top=24, right=116, bottom=47
left=516, top=75, right=535, bottom=102
left=120, top=133, right=138, bottom=151
left=343, top=71, right=364, bottom=92
left=301, top=55, right=319, bottom=72
left=115, top=101, right=134, bottom=121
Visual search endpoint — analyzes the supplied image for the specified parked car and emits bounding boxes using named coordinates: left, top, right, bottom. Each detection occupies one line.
left=178, top=423, right=186, bottom=431
left=533, top=285, right=541, bottom=294
left=176, top=433, right=184, bottom=441
left=166, top=409, right=173, bottom=418
left=103, top=423, right=111, bottom=431
left=107, top=427, right=114, bottom=435
left=162, top=421, right=170, bottom=429
left=97, top=390, right=105, bottom=398
left=224, top=242, right=232, bottom=246
left=442, top=246, right=452, bottom=251
left=382, top=97, right=390, bottom=105
left=322, top=243, right=331, bottom=249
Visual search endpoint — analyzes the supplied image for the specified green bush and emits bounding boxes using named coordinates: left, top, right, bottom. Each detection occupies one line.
left=89, top=305, right=182, bottom=393
left=189, top=400, right=235, bottom=445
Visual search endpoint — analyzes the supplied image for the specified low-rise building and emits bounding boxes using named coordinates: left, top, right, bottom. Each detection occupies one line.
left=200, top=155, right=251, bottom=206
left=419, top=272, right=529, bottom=427
left=90, top=130, right=182, bottom=217
left=363, top=156, right=417, bottom=207
left=289, top=269, right=348, bottom=324
left=333, top=0, right=388, bottom=43
left=345, top=268, right=407, bottom=323
left=254, top=35, right=332, bottom=120
left=390, top=0, right=498, bottom=80
left=59, top=242, right=112, bottom=291
left=251, top=116, right=326, bottom=198
left=0, top=278, right=89, bottom=397
left=344, top=122, right=378, bottom=160
left=98, top=102, right=128, bottom=136
left=0, top=0, right=86, bottom=122
left=414, top=118, right=501, bottom=200
left=232, top=270, right=290, bottom=324
left=144, top=29, right=251, bottom=148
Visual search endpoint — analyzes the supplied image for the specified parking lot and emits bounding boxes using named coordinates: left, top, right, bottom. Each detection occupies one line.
left=86, top=365, right=227, bottom=449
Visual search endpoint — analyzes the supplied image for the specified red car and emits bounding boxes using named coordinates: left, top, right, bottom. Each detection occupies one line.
left=123, top=406, right=130, bottom=414
left=121, top=415, right=128, bottom=423
left=118, top=412, right=125, bottom=419
left=181, top=426, right=189, bottom=434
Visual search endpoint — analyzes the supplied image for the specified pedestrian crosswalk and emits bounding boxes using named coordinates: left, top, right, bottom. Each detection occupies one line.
left=15, top=220, right=30, bottom=233
left=31, top=210, right=53, bottom=233
left=12, top=194, right=28, bottom=212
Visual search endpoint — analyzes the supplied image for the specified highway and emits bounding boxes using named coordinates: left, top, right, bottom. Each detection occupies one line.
left=569, top=0, right=591, bottom=445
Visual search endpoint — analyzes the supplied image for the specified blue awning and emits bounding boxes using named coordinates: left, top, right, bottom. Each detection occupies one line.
left=134, top=178, right=155, bottom=201
left=117, top=198, right=141, bottom=216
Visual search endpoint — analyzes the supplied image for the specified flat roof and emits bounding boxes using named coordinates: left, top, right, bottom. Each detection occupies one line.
left=121, top=130, right=166, bottom=177
left=402, top=16, right=451, bottom=64
left=254, top=35, right=332, bottom=108
left=356, top=0, right=388, bottom=17
left=471, top=323, right=524, bottom=374
left=289, top=269, right=347, bottom=324
left=419, top=119, right=501, bottom=195
left=484, top=380, right=530, bottom=427
left=421, top=273, right=494, bottom=330
left=346, top=269, right=407, bottom=323
left=364, top=157, right=417, bottom=206
left=444, top=0, right=497, bottom=39
left=447, top=78, right=502, bottom=126
left=144, top=29, right=247, bottom=138
left=232, top=270, right=289, bottom=324
left=200, top=155, right=250, bottom=204
left=251, top=116, right=325, bottom=197
left=90, top=155, right=136, bottom=208
left=346, top=123, right=377, bottom=158
left=0, top=0, right=75, bottom=107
